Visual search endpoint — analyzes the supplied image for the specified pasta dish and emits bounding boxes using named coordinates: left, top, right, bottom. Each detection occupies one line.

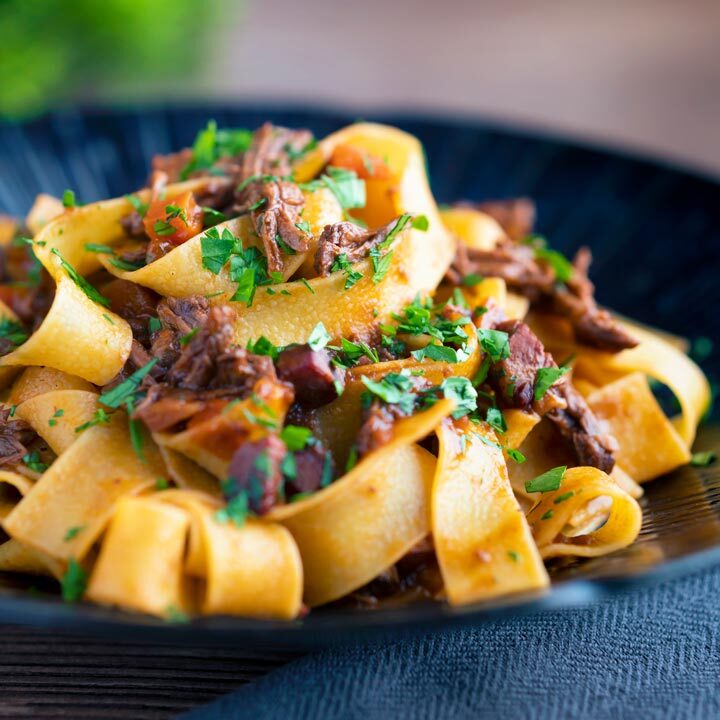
left=0, top=122, right=711, bottom=620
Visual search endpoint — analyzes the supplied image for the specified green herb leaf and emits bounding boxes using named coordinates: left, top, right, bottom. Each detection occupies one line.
left=0, top=317, right=28, bottom=348
left=200, top=227, right=236, bottom=274
left=321, top=166, right=366, bottom=210
left=98, top=359, right=158, bottom=409
left=84, top=243, right=114, bottom=254
left=22, top=451, right=48, bottom=473
left=505, top=447, right=526, bottom=464
left=247, top=336, right=280, bottom=360
left=179, top=327, right=200, bottom=346
left=477, top=328, right=510, bottom=362
left=534, top=366, right=570, bottom=401
left=61, top=559, right=87, bottom=602
left=63, top=525, right=85, bottom=542
left=361, top=373, right=416, bottom=413
left=541, top=509, right=554, bottom=520
left=330, top=253, right=363, bottom=290
left=74, top=408, right=111, bottom=433
left=369, top=247, right=393, bottom=284
left=486, top=407, right=507, bottom=434
left=51, top=248, right=110, bottom=307
left=461, top=273, right=484, bottom=287
left=148, top=317, right=162, bottom=333
left=691, top=451, right=717, bottom=467
left=525, top=466, right=566, bottom=494
left=280, top=425, right=313, bottom=452
left=411, top=343, right=459, bottom=364
left=411, top=215, right=429, bottom=231
left=62, top=189, right=76, bottom=208
left=440, top=377, right=478, bottom=419
left=308, top=322, right=331, bottom=351
left=125, top=194, right=148, bottom=217
left=214, top=491, right=249, bottom=527
left=554, top=491, right=574, bottom=504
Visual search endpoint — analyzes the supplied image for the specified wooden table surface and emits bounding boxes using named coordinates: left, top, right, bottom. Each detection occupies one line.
left=0, top=625, right=299, bottom=719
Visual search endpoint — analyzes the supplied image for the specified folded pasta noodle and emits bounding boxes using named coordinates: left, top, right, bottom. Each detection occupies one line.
left=0, top=119, right=710, bottom=620
left=526, top=466, right=642, bottom=558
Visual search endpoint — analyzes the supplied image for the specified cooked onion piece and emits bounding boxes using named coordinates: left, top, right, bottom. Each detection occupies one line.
left=3, top=411, right=162, bottom=561
left=526, top=466, right=642, bottom=558
left=433, top=420, right=549, bottom=604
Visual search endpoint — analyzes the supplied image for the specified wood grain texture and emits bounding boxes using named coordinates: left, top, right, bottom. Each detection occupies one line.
left=0, top=626, right=298, bottom=719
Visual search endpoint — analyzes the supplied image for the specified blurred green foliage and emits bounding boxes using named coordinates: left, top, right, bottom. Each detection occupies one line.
left=0, top=0, right=231, bottom=118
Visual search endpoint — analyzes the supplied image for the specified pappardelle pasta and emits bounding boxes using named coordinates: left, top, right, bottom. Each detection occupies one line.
left=0, top=121, right=711, bottom=620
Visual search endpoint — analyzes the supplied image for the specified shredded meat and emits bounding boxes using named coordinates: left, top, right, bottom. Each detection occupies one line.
left=134, top=302, right=280, bottom=432
left=547, top=382, right=618, bottom=472
left=356, top=403, right=406, bottom=457
left=446, top=205, right=637, bottom=351
left=491, top=319, right=567, bottom=416
left=285, top=442, right=335, bottom=499
left=0, top=408, right=36, bottom=467
left=225, top=435, right=287, bottom=515
left=476, top=198, right=536, bottom=242
left=150, top=148, right=194, bottom=184
left=314, top=217, right=403, bottom=277
left=236, top=180, right=309, bottom=274
left=276, top=345, right=343, bottom=407
left=240, top=123, right=313, bottom=180
left=487, top=319, right=616, bottom=472
left=120, top=212, right=146, bottom=238
left=103, top=279, right=160, bottom=344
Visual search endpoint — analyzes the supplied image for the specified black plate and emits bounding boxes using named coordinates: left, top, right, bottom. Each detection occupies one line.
left=0, top=104, right=718, bottom=647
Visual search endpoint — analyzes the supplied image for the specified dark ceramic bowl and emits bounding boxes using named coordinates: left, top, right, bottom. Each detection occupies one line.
left=0, top=104, right=718, bottom=647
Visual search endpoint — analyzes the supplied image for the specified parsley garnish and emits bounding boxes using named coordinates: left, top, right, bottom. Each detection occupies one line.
left=125, top=194, right=148, bottom=217
left=84, top=243, right=114, bottom=254
left=316, top=166, right=366, bottom=210
left=215, top=490, right=249, bottom=527
left=525, top=466, right=566, bottom=494
left=300, top=277, right=315, bottom=294
left=61, top=559, right=87, bottom=602
left=148, top=317, right=162, bottom=333
left=440, top=377, right=478, bottom=419
left=62, top=189, right=76, bottom=208
left=361, top=373, right=417, bottom=413
left=98, top=359, right=157, bottom=409
left=505, top=448, right=526, bottom=464
left=280, top=425, right=313, bottom=452
left=330, top=253, right=363, bottom=289
left=541, top=509, right=554, bottom=520
left=369, top=246, right=393, bottom=284
left=179, top=327, right=200, bottom=346
left=63, top=526, right=85, bottom=542
left=153, top=219, right=177, bottom=237
left=508, top=550, right=520, bottom=562
left=0, top=317, right=28, bottom=348
left=534, top=366, right=570, bottom=401
left=180, top=120, right=253, bottom=179
left=74, top=407, right=111, bottom=433
left=48, top=408, right=64, bottom=427
left=307, top=322, right=331, bottom=351
left=477, top=328, right=510, bottom=362
left=22, top=452, right=48, bottom=473
left=485, top=406, right=506, bottom=434
left=51, top=248, right=110, bottom=307
left=109, top=257, right=143, bottom=272
left=691, top=451, right=717, bottom=467
left=155, top=477, right=170, bottom=490
left=201, top=227, right=236, bottom=274
left=202, top=207, right=227, bottom=228
left=554, top=491, right=574, bottom=504
left=295, top=220, right=311, bottom=235
left=523, top=235, right=573, bottom=283
left=462, top=273, right=484, bottom=286
left=247, top=336, right=280, bottom=360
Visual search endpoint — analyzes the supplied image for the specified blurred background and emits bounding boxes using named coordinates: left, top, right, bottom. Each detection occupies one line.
left=0, top=0, right=718, bottom=175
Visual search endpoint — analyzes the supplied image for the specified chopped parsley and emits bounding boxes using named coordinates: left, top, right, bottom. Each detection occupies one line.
left=300, top=278, right=315, bottom=294
left=84, top=243, right=115, bottom=254
left=315, top=166, right=366, bottom=210
left=98, top=359, right=158, bottom=409
left=51, top=248, right=110, bottom=307
left=61, top=559, right=87, bottom=602
left=48, top=408, right=64, bottom=427
left=345, top=446, right=358, bottom=473
left=62, top=189, right=76, bottom=208
left=153, top=219, right=177, bottom=237
left=295, top=219, right=311, bottom=235
left=214, top=491, right=249, bottom=528
left=125, top=194, right=148, bottom=217
left=534, top=366, right=570, bottom=401
left=74, top=408, right=111, bottom=433
left=280, top=425, right=313, bottom=452
left=361, top=373, right=416, bottom=413
left=148, top=317, right=162, bottom=333
left=109, top=257, right=143, bottom=272
left=201, top=226, right=236, bottom=274
left=330, top=253, right=363, bottom=289
left=180, top=120, right=253, bottom=179
left=0, top=317, right=28, bottom=348
left=554, top=491, right=574, bottom=504
left=461, top=273, right=484, bottom=286
left=179, top=327, right=200, bottom=346
left=202, top=206, right=227, bottom=227
left=523, top=235, right=573, bottom=283
left=691, top=451, right=717, bottom=467
left=63, top=526, right=85, bottom=542
left=155, top=477, right=170, bottom=490
left=22, top=451, right=48, bottom=473
left=485, top=406, right=506, bottom=434
left=332, top=337, right=379, bottom=366
left=307, top=322, right=331, bottom=351
left=247, top=336, right=281, bottom=360
left=440, top=377, right=478, bottom=419
left=369, top=246, right=393, bottom=284
left=541, top=509, right=554, bottom=520
left=507, top=550, right=520, bottom=562
left=505, top=447, right=526, bottom=464
left=477, top=328, right=510, bottom=362
left=525, top=465, right=567, bottom=494
left=411, top=342, right=462, bottom=364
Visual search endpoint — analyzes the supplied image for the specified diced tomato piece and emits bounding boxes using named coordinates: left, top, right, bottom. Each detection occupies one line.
left=143, top=191, right=203, bottom=246
left=328, top=144, right=392, bottom=180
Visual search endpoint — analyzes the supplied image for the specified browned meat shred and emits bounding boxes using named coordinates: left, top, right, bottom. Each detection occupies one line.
left=225, top=435, right=287, bottom=515
left=103, top=279, right=160, bottom=344
left=314, top=217, right=404, bottom=277
left=285, top=442, right=334, bottom=499
left=236, top=180, right=309, bottom=274
left=445, top=200, right=637, bottom=352
left=276, top=345, right=343, bottom=407
left=133, top=301, right=281, bottom=432
left=120, top=212, right=145, bottom=238
left=0, top=408, right=37, bottom=467
left=240, top=123, right=313, bottom=180
left=476, top=198, right=536, bottom=242
left=546, top=382, right=618, bottom=473
left=356, top=402, right=405, bottom=457
left=486, top=319, right=616, bottom=472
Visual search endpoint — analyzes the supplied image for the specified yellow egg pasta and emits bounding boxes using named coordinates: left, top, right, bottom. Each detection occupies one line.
left=0, top=119, right=710, bottom=621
